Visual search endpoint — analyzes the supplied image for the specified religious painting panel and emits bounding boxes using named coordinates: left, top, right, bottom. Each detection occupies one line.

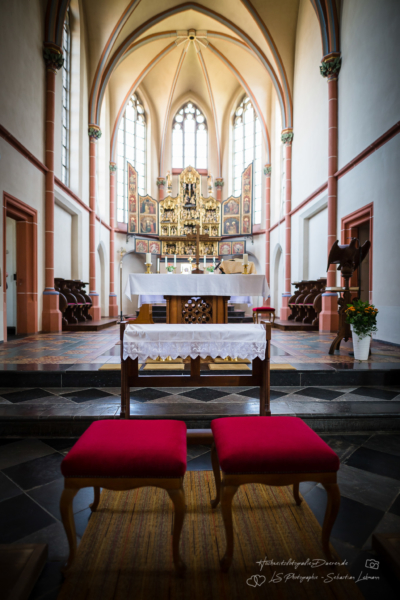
left=139, top=214, right=157, bottom=234
left=232, top=241, right=245, bottom=255
left=222, top=196, right=240, bottom=217
left=127, top=162, right=138, bottom=233
left=223, top=216, right=240, bottom=236
left=241, top=163, right=253, bottom=234
left=149, top=240, right=161, bottom=255
left=135, top=239, right=148, bottom=254
left=219, top=241, right=232, bottom=255
left=139, top=195, right=158, bottom=234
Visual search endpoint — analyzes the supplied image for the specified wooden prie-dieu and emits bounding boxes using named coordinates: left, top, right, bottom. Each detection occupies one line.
left=119, top=321, right=271, bottom=418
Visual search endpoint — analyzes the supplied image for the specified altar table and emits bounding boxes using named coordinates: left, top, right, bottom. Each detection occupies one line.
left=125, top=274, right=268, bottom=324
left=120, top=322, right=271, bottom=417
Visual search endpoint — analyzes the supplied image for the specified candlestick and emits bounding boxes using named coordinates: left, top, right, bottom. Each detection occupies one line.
left=213, top=256, right=216, bottom=266
left=203, top=255, right=206, bottom=266
left=243, top=253, right=249, bottom=265
left=156, top=258, right=160, bottom=273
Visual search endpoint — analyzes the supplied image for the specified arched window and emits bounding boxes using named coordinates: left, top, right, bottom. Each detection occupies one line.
left=61, top=10, right=71, bottom=185
left=117, top=93, right=146, bottom=223
left=172, top=102, right=207, bottom=170
left=232, top=95, right=262, bottom=224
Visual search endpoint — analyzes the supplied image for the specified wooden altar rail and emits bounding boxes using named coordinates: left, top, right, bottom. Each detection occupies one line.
left=120, top=321, right=271, bottom=418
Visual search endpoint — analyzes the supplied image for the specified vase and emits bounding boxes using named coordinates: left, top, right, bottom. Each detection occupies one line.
left=351, top=325, right=371, bottom=360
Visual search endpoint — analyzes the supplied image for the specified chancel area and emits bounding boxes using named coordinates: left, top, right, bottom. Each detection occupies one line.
left=1, top=1, right=400, bottom=599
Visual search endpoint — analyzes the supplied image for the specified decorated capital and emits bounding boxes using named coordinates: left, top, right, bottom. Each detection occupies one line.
left=281, top=129, right=294, bottom=145
left=88, top=125, right=102, bottom=141
left=109, top=162, right=117, bottom=172
left=264, top=165, right=272, bottom=176
left=214, top=178, right=224, bottom=188
left=156, top=177, right=166, bottom=187
left=43, top=43, right=64, bottom=72
left=320, top=53, right=341, bottom=81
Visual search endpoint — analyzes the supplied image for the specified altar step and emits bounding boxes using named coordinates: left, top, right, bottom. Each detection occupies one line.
left=135, top=304, right=253, bottom=323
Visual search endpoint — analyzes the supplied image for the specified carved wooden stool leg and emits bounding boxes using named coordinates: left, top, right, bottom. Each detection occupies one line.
left=60, top=486, right=79, bottom=574
left=167, top=485, right=187, bottom=575
left=220, top=484, right=238, bottom=572
left=292, top=482, right=302, bottom=505
left=321, top=483, right=341, bottom=560
left=90, top=486, right=101, bottom=512
left=210, top=444, right=221, bottom=508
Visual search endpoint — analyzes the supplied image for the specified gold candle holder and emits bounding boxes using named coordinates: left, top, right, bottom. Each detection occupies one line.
left=242, top=264, right=249, bottom=275
left=145, top=263, right=152, bottom=274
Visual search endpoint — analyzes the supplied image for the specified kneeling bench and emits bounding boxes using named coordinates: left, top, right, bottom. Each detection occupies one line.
left=210, top=416, right=340, bottom=571
left=60, top=420, right=187, bottom=574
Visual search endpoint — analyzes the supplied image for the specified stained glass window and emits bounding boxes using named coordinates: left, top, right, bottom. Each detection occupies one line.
left=233, top=96, right=262, bottom=225
left=116, top=94, right=146, bottom=223
left=172, top=102, right=207, bottom=170
left=61, top=11, right=71, bottom=186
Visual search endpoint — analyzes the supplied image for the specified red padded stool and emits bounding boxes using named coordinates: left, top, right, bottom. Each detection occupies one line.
left=60, top=420, right=187, bottom=574
left=210, top=417, right=340, bottom=571
left=252, top=306, right=276, bottom=323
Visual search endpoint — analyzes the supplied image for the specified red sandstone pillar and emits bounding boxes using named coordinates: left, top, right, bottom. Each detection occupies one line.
left=215, top=179, right=224, bottom=202
left=42, top=45, right=62, bottom=332
left=264, top=165, right=271, bottom=305
left=280, top=130, right=293, bottom=320
left=319, top=54, right=341, bottom=332
left=88, top=125, right=101, bottom=320
left=109, top=162, right=118, bottom=317
left=157, top=177, right=165, bottom=201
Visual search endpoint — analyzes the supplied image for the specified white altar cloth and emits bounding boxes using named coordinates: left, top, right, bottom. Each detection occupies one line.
left=125, top=274, right=268, bottom=301
left=123, top=323, right=267, bottom=361
left=138, top=294, right=252, bottom=307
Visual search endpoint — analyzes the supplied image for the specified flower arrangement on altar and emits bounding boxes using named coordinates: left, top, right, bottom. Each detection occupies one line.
left=166, top=264, right=176, bottom=273
left=345, top=300, right=378, bottom=339
left=206, top=266, right=215, bottom=274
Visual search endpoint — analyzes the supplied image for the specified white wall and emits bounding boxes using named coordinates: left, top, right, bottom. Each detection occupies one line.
left=307, top=208, right=328, bottom=280
left=54, top=205, right=72, bottom=280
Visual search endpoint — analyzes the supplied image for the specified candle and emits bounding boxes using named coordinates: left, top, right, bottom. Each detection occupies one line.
left=157, top=258, right=160, bottom=273
left=243, top=254, right=249, bottom=265
left=165, top=256, right=167, bottom=267
left=146, top=253, right=151, bottom=264
left=203, top=255, right=206, bottom=266
left=213, top=256, right=216, bottom=266
left=174, top=254, right=177, bottom=267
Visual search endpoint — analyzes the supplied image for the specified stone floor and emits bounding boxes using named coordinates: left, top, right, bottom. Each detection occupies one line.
left=0, top=432, right=399, bottom=599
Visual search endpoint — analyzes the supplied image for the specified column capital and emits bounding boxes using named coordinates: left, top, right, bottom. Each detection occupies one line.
left=88, top=124, right=102, bottom=141
left=109, top=162, right=117, bottom=172
left=43, top=43, right=63, bottom=72
left=156, top=177, right=166, bottom=187
left=264, top=164, right=272, bottom=176
left=320, top=53, right=341, bottom=81
left=214, top=178, right=224, bottom=188
left=281, top=129, right=293, bottom=145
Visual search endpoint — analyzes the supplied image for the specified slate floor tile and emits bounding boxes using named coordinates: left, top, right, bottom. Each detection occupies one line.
left=1, top=388, right=56, bottom=404
left=179, top=388, right=230, bottom=402
left=208, top=393, right=252, bottom=403
left=0, top=439, right=56, bottom=470
left=363, top=434, right=400, bottom=457
left=187, top=451, right=212, bottom=471
left=363, top=511, right=400, bottom=551
left=0, top=438, right=23, bottom=447
left=187, top=445, right=211, bottom=462
left=28, top=478, right=94, bottom=520
left=0, top=493, right=55, bottom=544
left=147, top=394, right=203, bottom=404
left=388, top=493, right=400, bottom=517
left=350, top=387, right=399, bottom=400
left=4, top=453, right=64, bottom=490
left=294, top=387, right=345, bottom=401
left=62, top=388, right=114, bottom=403
left=14, top=521, right=70, bottom=561
left=270, top=401, right=296, bottom=414
left=29, top=560, right=64, bottom=600
left=305, top=486, right=384, bottom=548
left=130, top=388, right=172, bottom=402
left=321, top=437, right=358, bottom=461
left=38, top=438, right=79, bottom=452
left=344, top=447, right=400, bottom=481
left=0, top=471, right=23, bottom=502
left=336, top=464, right=400, bottom=511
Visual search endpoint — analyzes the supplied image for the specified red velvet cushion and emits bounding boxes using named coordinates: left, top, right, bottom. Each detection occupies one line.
left=252, top=306, right=275, bottom=311
left=211, top=417, right=339, bottom=474
left=61, top=420, right=187, bottom=478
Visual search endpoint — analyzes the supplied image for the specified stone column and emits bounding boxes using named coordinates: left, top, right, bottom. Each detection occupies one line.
left=88, top=125, right=102, bottom=320
left=214, top=178, right=224, bottom=202
left=280, top=129, right=293, bottom=320
left=109, top=162, right=118, bottom=317
left=157, top=177, right=166, bottom=201
left=42, top=44, right=63, bottom=332
left=264, top=165, right=271, bottom=305
left=319, top=54, right=341, bottom=332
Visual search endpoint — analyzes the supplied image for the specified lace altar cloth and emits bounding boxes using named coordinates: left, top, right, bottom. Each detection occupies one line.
left=123, top=323, right=267, bottom=362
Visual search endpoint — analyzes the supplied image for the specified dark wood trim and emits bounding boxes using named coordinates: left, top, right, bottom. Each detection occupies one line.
left=0, top=125, right=48, bottom=174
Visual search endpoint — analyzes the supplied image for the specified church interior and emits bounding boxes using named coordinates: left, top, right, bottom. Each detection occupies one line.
left=0, top=1, right=400, bottom=598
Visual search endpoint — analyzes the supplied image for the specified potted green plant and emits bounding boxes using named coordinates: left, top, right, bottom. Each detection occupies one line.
left=166, top=264, right=175, bottom=274
left=206, top=266, right=215, bottom=275
left=345, top=299, right=378, bottom=360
